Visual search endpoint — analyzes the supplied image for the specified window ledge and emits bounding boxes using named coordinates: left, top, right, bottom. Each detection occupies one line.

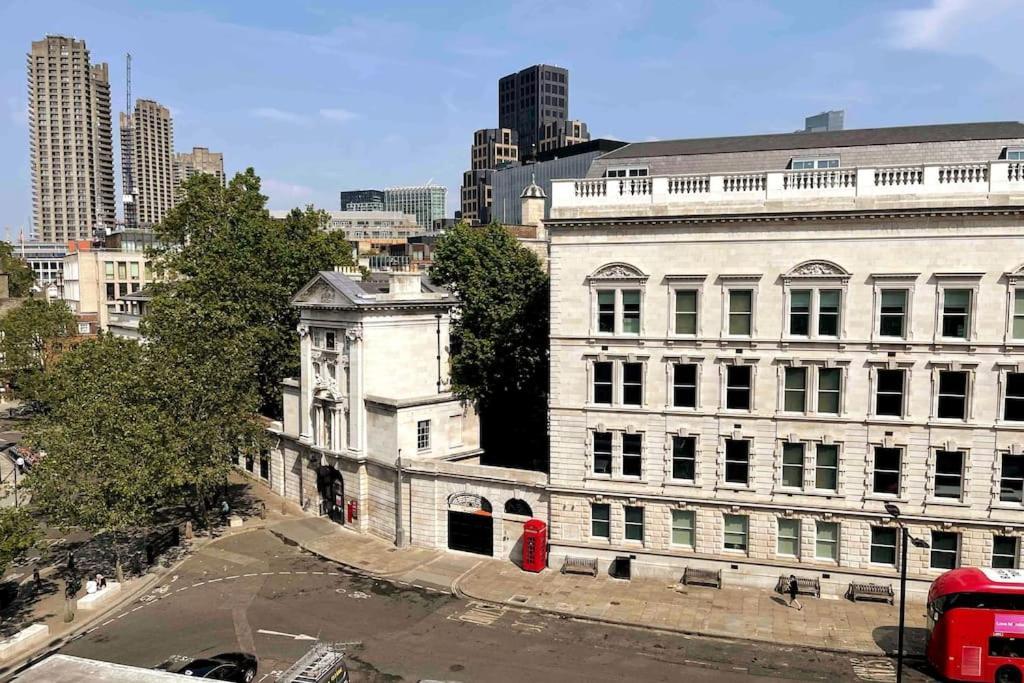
left=771, top=488, right=842, bottom=499
left=665, top=480, right=700, bottom=489
left=924, top=498, right=970, bottom=507
left=864, top=495, right=910, bottom=504
left=990, top=503, right=1024, bottom=511
left=926, top=419, right=970, bottom=427
left=717, top=484, right=755, bottom=492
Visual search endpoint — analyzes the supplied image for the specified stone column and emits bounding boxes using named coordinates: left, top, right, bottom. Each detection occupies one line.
left=298, top=323, right=313, bottom=441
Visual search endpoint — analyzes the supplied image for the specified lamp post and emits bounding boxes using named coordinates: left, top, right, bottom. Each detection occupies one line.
left=884, top=502, right=930, bottom=683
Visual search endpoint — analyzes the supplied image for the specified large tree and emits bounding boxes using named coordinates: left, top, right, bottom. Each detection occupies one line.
left=0, top=299, right=76, bottom=397
left=431, top=222, right=549, bottom=470
left=0, top=508, right=37, bottom=576
left=0, top=242, right=37, bottom=298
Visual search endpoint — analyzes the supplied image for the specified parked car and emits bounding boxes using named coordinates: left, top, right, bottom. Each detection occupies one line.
left=174, top=653, right=257, bottom=682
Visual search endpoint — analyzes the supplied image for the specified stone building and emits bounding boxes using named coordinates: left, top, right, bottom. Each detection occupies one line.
left=173, top=146, right=225, bottom=202
left=546, top=121, right=1024, bottom=596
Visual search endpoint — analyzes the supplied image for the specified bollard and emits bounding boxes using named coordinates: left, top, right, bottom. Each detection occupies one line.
left=184, top=520, right=193, bottom=540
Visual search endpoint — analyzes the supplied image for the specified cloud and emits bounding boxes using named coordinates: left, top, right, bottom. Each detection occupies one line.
left=887, top=0, right=975, bottom=50
left=319, top=108, right=358, bottom=123
left=263, top=178, right=314, bottom=202
left=250, top=107, right=309, bottom=125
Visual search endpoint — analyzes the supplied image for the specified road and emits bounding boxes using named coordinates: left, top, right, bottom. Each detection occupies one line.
left=57, top=530, right=934, bottom=682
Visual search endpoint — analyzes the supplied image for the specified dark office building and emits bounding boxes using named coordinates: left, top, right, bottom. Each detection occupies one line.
left=499, top=64, right=571, bottom=159
left=339, top=189, right=385, bottom=211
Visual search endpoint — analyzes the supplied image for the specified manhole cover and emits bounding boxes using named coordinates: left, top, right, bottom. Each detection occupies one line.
left=509, top=595, right=530, bottom=604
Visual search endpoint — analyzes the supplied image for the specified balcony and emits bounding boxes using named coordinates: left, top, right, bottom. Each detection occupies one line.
left=550, top=161, right=1024, bottom=219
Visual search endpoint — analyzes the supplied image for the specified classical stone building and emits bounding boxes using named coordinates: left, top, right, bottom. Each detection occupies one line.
left=546, top=121, right=1024, bottom=596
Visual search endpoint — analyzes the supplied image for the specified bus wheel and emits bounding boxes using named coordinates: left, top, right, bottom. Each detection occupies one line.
left=996, top=665, right=1023, bottom=683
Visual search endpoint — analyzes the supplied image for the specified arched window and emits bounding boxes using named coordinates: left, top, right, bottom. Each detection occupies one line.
left=504, top=498, right=533, bottom=517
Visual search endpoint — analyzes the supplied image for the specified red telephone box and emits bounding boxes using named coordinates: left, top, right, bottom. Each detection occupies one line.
left=521, top=519, right=547, bottom=573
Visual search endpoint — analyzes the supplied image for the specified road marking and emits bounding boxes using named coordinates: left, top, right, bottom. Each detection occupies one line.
left=243, top=573, right=259, bottom=577
left=512, top=620, right=545, bottom=633
left=850, top=657, right=897, bottom=682
left=207, top=578, right=223, bottom=583
left=349, top=590, right=370, bottom=599
left=451, top=601, right=506, bottom=626
left=225, top=575, right=239, bottom=580
left=256, top=628, right=317, bottom=641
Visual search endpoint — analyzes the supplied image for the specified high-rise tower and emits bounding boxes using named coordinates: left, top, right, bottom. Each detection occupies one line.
left=120, top=99, right=174, bottom=227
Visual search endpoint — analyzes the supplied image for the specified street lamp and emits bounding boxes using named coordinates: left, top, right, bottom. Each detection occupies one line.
left=885, top=503, right=930, bottom=683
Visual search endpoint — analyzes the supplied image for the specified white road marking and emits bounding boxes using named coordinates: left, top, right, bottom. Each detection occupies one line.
left=451, top=601, right=506, bottom=626
left=850, top=657, right=897, bottom=682
left=256, top=628, right=317, bottom=641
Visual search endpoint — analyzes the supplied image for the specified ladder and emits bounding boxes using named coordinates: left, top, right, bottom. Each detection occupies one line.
left=277, top=642, right=348, bottom=683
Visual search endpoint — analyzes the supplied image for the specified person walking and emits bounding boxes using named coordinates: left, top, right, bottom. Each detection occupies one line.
left=787, top=574, right=803, bottom=610
left=32, top=566, right=41, bottom=593
left=220, top=499, right=230, bottom=524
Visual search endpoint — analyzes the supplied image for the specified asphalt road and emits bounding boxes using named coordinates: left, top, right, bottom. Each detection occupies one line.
left=57, top=530, right=934, bottom=683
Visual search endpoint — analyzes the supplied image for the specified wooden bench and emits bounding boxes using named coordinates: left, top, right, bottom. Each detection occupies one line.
left=561, top=556, right=599, bottom=577
left=777, top=575, right=821, bottom=598
left=848, top=582, right=895, bottom=605
left=682, top=567, right=722, bottom=589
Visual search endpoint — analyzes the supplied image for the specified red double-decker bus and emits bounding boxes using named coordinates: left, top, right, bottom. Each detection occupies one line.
left=927, top=567, right=1024, bottom=682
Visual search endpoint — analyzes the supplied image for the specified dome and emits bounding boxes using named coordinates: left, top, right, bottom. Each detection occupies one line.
left=520, top=174, right=547, bottom=199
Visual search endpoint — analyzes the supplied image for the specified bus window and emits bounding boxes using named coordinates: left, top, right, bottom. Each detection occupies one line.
left=990, top=637, right=1024, bottom=658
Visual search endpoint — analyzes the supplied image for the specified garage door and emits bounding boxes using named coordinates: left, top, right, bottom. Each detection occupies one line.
left=448, top=511, right=493, bottom=556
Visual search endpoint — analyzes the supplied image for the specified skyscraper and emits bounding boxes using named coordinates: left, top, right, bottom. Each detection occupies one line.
left=173, top=146, right=225, bottom=202
left=499, top=64, right=588, bottom=159
left=383, top=185, right=446, bottom=231
left=120, top=99, right=174, bottom=228
left=27, top=36, right=116, bottom=242
left=339, top=189, right=385, bottom=211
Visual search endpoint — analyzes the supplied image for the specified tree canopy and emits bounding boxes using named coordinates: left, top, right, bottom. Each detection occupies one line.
left=0, top=242, right=36, bottom=298
left=0, top=508, right=37, bottom=576
left=0, top=299, right=77, bottom=398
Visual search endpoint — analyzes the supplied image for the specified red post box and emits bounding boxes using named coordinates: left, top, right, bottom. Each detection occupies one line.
left=521, top=519, right=547, bottom=573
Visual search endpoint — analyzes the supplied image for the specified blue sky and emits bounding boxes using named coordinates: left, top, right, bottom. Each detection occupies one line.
left=2, top=0, right=1024, bottom=237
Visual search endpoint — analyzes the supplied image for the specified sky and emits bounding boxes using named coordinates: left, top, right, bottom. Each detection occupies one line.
left=2, top=0, right=1024, bottom=238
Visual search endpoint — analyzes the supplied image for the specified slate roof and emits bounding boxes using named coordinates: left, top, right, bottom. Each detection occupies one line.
left=298, top=271, right=455, bottom=308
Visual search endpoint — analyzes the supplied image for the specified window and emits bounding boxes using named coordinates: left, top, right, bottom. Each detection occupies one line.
left=937, top=371, right=968, bottom=420
left=624, top=506, right=644, bottom=541
left=672, top=364, right=697, bottom=408
left=1001, top=453, right=1024, bottom=503
left=597, top=291, right=614, bottom=332
left=1013, top=290, right=1024, bottom=339
left=942, top=289, right=971, bottom=339
left=104, top=261, right=114, bottom=278
left=724, top=439, right=750, bottom=485
left=671, top=510, right=695, bottom=547
left=591, top=503, right=610, bottom=538
left=876, top=369, right=905, bottom=417
left=622, top=433, right=642, bottom=477
left=818, top=290, right=841, bottom=336
left=792, top=157, right=839, bottom=170
left=595, top=289, right=641, bottom=335
left=879, top=289, right=908, bottom=337
left=674, top=290, right=697, bottom=334
left=1006, top=373, right=1024, bottom=421
left=259, top=456, right=270, bottom=480
left=105, top=282, right=115, bottom=300
left=815, top=521, right=839, bottom=561
left=790, top=290, right=810, bottom=335
left=1009, top=149, right=1024, bottom=161
left=671, top=436, right=696, bottom=481
left=325, top=331, right=336, bottom=350
left=994, top=536, right=1019, bottom=569
left=930, top=531, right=960, bottom=569
left=117, top=262, right=127, bottom=279
left=76, top=322, right=90, bottom=334
left=815, top=444, right=839, bottom=491
left=777, top=518, right=801, bottom=557
left=728, top=290, right=753, bottom=335
left=593, top=361, right=613, bottom=404
left=873, top=447, right=901, bottom=495
left=870, top=527, right=898, bottom=565
left=622, top=363, right=643, bottom=406
left=416, top=420, right=431, bottom=451
left=781, top=443, right=804, bottom=488
left=934, top=450, right=964, bottom=500
left=817, top=368, right=841, bottom=414
left=783, top=367, right=806, bottom=412
left=129, top=262, right=139, bottom=279
left=593, top=432, right=612, bottom=474
left=788, top=289, right=840, bottom=337
left=723, top=514, right=748, bottom=552
left=726, top=365, right=752, bottom=410
left=622, top=291, right=640, bottom=334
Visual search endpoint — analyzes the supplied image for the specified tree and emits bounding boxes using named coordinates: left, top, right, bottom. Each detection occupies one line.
left=0, top=299, right=76, bottom=397
left=0, top=508, right=37, bottom=576
left=0, top=242, right=36, bottom=298
left=431, top=222, right=550, bottom=470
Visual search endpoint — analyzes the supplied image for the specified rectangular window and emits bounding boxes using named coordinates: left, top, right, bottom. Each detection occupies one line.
left=621, top=290, right=641, bottom=334
left=1001, top=453, right=1024, bottom=503
left=726, top=365, right=752, bottom=410
left=937, top=371, right=968, bottom=420
left=994, top=536, right=1019, bottom=569
left=875, top=369, right=905, bottom=417
left=591, top=503, right=610, bottom=538
left=117, top=262, right=127, bottom=279
left=817, top=368, right=841, bottom=414
left=942, top=289, right=971, bottom=339
left=1014, top=290, right=1024, bottom=339
left=879, top=289, right=908, bottom=337
left=815, top=444, right=839, bottom=491
left=597, top=291, right=614, bottom=333
left=818, top=290, right=840, bottom=336
left=934, top=450, right=964, bottom=500
left=104, top=261, right=114, bottom=278
left=105, top=282, right=115, bottom=300
left=325, top=331, right=336, bottom=350
left=129, top=262, right=140, bottom=279
left=728, top=289, right=753, bottom=336
left=672, top=364, right=697, bottom=408
left=671, top=509, right=695, bottom=547
left=671, top=436, right=696, bottom=481
left=593, top=432, right=612, bottom=474
left=724, top=439, right=750, bottom=485
left=416, top=420, right=431, bottom=451
left=259, top=456, right=270, bottom=480
left=624, top=506, right=644, bottom=541
left=723, top=514, right=748, bottom=552
left=593, top=361, right=613, bottom=404
left=815, top=521, right=839, bottom=561
left=777, top=518, right=800, bottom=557
left=930, top=531, right=960, bottom=569
left=1005, top=373, right=1024, bottom=421
left=674, top=290, right=697, bottom=334
left=873, top=447, right=901, bottom=495
left=789, top=290, right=810, bottom=336
left=783, top=367, right=806, bottom=412
left=781, top=442, right=804, bottom=488
left=622, top=363, right=643, bottom=406
left=870, top=527, right=898, bottom=566
left=622, top=433, right=642, bottom=477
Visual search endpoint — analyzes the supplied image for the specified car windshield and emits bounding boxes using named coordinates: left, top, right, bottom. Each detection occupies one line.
left=180, top=659, right=221, bottom=676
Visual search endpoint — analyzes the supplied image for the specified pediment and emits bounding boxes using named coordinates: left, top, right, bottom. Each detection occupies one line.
left=291, top=274, right=354, bottom=307
left=785, top=260, right=850, bottom=279
left=587, top=262, right=648, bottom=281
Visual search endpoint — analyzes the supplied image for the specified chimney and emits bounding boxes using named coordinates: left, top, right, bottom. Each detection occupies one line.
left=389, top=271, right=421, bottom=294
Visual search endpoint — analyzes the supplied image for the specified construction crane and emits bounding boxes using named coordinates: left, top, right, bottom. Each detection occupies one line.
left=121, top=52, right=137, bottom=231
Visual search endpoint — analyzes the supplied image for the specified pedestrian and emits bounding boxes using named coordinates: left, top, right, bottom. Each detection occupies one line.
left=66, top=551, right=75, bottom=573
left=787, top=574, right=803, bottom=611
left=96, top=573, right=106, bottom=590
left=32, top=566, right=41, bottom=592
left=220, top=499, right=230, bottom=524
left=85, top=577, right=97, bottom=595
left=14, top=455, right=24, bottom=473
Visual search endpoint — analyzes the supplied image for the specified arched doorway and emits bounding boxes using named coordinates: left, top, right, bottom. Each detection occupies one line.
left=447, top=493, right=493, bottom=556
left=315, top=464, right=344, bottom=524
left=504, top=498, right=533, bottom=517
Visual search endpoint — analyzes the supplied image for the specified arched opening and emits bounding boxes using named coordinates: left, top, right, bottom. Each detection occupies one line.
left=315, top=464, right=344, bottom=525
left=504, top=498, right=533, bottom=517
left=447, top=493, right=494, bottom=556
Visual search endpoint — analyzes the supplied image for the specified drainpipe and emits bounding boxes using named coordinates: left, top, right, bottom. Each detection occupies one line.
left=435, top=313, right=442, bottom=394
left=395, top=448, right=406, bottom=548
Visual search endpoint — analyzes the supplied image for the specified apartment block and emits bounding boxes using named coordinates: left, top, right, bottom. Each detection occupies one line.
left=62, top=243, right=151, bottom=333
left=121, top=99, right=174, bottom=228
left=383, top=185, right=446, bottom=231
left=173, top=146, right=225, bottom=202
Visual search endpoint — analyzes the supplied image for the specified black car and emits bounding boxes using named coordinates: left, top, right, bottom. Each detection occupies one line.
left=175, top=653, right=257, bottom=682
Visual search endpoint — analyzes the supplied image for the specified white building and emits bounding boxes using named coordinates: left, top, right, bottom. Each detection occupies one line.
left=269, top=210, right=419, bottom=241
left=545, top=121, right=1024, bottom=596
